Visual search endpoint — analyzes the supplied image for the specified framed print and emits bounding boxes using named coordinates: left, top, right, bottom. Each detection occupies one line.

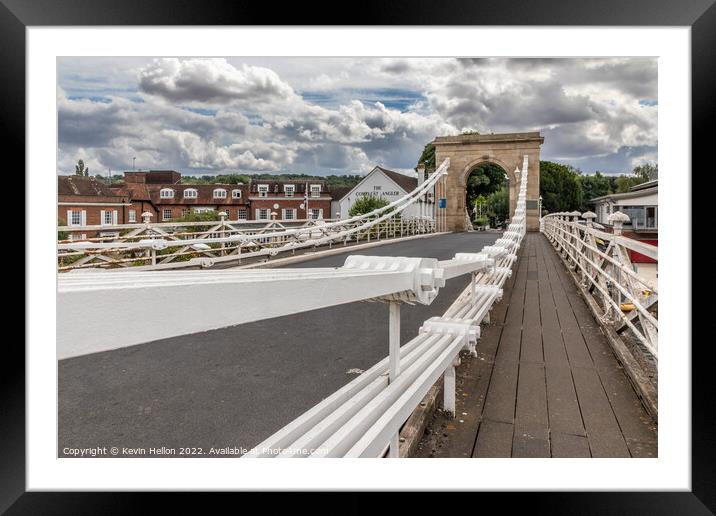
left=5, top=0, right=713, bottom=511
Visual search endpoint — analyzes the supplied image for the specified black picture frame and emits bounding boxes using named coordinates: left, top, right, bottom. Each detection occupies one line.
left=4, top=0, right=712, bottom=511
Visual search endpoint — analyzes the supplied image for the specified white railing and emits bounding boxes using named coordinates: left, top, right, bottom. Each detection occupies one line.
left=541, top=210, right=658, bottom=358
left=57, top=161, right=447, bottom=272
left=243, top=155, right=530, bottom=458
left=57, top=155, right=531, bottom=458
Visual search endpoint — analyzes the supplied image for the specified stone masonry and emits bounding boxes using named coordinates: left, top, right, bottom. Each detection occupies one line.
left=433, top=132, right=544, bottom=232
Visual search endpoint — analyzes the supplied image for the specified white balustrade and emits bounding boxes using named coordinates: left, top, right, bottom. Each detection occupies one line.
left=540, top=210, right=658, bottom=357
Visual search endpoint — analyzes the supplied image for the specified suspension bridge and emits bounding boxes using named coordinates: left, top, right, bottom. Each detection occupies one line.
left=57, top=150, right=658, bottom=458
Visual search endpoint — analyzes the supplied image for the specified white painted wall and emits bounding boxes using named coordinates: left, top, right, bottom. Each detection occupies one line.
left=337, top=168, right=430, bottom=220
left=593, top=189, right=658, bottom=225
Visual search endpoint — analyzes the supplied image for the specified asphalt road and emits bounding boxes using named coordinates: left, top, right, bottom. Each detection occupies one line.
left=58, top=232, right=501, bottom=457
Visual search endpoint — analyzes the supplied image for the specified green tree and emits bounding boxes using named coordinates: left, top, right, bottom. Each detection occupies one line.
left=578, top=172, right=610, bottom=210
left=58, top=217, right=69, bottom=240
left=348, top=195, right=390, bottom=217
left=485, top=186, right=509, bottom=226
left=212, top=173, right=251, bottom=184
left=75, top=159, right=89, bottom=176
left=417, top=142, right=436, bottom=171
left=174, top=210, right=221, bottom=223
left=539, top=160, right=583, bottom=213
left=633, top=162, right=658, bottom=181
left=466, top=163, right=507, bottom=205
left=615, top=174, right=646, bottom=193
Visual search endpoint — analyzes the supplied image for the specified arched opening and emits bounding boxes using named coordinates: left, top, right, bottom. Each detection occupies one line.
left=465, top=162, right=509, bottom=230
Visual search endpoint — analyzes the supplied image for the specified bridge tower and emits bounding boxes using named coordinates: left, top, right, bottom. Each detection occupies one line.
left=432, top=131, right=544, bottom=232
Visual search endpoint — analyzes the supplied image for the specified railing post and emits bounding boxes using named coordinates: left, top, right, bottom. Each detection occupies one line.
left=219, top=211, right=227, bottom=256
left=443, top=356, right=459, bottom=417
left=388, top=300, right=401, bottom=457
left=609, top=210, right=630, bottom=236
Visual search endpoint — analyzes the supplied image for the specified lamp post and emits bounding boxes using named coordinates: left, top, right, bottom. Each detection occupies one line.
left=538, top=195, right=543, bottom=218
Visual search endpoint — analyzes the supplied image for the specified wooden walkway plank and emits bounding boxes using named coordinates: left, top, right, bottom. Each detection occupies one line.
left=520, top=279, right=543, bottom=364
left=473, top=419, right=514, bottom=458
left=513, top=362, right=551, bottom=457
left=571, top=365, right=631, bottom=457
left=551, top=432, right=591, bottom=458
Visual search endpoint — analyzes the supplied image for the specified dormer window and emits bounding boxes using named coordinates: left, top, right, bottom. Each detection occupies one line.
left=258, top=184, right=269, bottom=197
left=160, top=188, right=174, bottom=199
left=232, top=189, right=242, bottom=199
left=213, top=188, right=227, bottom=199
left=284, top=185, right=295, bottom=197
left=310, top=184, right=321, bottom=198
left=183, top=188, right=198, bottom=198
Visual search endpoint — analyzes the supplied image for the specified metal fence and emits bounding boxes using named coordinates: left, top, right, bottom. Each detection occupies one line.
left=541, top=210, right=658, bottom=358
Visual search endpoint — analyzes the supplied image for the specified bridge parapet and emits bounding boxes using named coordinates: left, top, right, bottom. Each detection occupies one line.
left=541, top=211, right=658, bottom=358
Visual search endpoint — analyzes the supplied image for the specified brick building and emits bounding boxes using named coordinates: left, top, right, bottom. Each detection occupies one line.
left=59, top=170, right=340, bottom=233
left=58, top=175, right=133, bottom=239
left=114, top=171, right=250, bottom=222
left=247, top=180, right=332, bottom=221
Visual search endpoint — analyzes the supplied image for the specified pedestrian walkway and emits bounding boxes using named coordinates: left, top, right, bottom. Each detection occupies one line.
left=415, top=233, right=657, bottom=458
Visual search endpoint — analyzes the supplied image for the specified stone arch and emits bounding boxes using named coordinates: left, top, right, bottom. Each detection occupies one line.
left=459, top=156, right=514, bottom=188
left=461, top=158, right=513, bottom=224
left=432, top=132, right=544, bottom=232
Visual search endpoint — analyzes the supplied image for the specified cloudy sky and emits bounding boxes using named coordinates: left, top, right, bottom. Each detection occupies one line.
left=57, top=57, right=657, bottom=177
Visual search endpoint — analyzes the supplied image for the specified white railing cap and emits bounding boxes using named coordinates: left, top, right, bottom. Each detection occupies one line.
left=608, top=211, right=630, bottom=223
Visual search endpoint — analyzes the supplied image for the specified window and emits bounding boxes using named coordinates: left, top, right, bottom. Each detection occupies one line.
left=223, top=209, right=231, bottom=219
left=193, top=207, right=214, bottom=213
left=283, top=208, right=296, bottom=220
left=160, top=188, right=174, bottom=199
left=213, top=188, right=227, bottom=199
left=237, top=208, right=248, bottom=220
left=102, top=210, right=116, bottom=226
left=128, top=209, right=136, bottom=223
left=257, top=208, right=269, bottom=220
left=310, top=208, right=323, bottom=220
left=184, top=188, right=198, bottom=198
left=620, top=205, right=657, bottom=229
left=69, top=233, right=86, bottom=242
left=310, top=184, right=321, bottom=197
left=284, top=185, right=295, bottom=197
left=163, top=209, right=173, bottom=221
left=258, top=184, right=269, bottom=197
left=181, top=208, right=190, bottom=217
left=232, top=189, right=242, bottom=199
left=69, top=210, right=81, bottom=226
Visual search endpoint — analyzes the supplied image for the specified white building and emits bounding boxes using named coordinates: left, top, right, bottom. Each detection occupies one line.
left=589, top=179, right=658, bottom=231
left=332, top=166, right=433, bottom=220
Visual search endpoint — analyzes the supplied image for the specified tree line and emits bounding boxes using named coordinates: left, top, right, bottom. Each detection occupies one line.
left=539, top=161, right=656, bottom=214
left=417, top=141, right=657, bottom=219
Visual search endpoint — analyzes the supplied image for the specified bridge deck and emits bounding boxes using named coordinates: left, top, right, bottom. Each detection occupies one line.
left=415, top=233, right=657, bottom=458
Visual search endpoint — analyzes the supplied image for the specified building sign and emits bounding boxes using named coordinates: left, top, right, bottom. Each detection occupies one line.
left=357, top=191, right=401, bottom=197
left=438, top=198, right=447, bottom=209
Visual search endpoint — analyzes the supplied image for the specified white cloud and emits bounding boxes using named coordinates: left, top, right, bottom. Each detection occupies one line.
left=58, top=57, right=657, bottom=175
